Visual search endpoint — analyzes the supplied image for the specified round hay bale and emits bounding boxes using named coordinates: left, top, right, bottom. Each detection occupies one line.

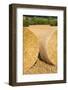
left=24, top=28, right=39, bottom=72
left=39, top=30, right=57, bottom=65
left=46, top=30, right=57, bottom=65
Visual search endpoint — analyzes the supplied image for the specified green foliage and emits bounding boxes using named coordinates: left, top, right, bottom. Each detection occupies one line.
left=23, top=16, right=57, bottom=27
left=23, top=17, right=30, bottom=27
left=48, top=17, right=57, bottom=26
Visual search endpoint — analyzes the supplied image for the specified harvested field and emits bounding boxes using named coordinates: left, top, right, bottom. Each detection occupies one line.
left=24, top=58, right=57, bottom=74
left=23, top=25, right=57, bottom=74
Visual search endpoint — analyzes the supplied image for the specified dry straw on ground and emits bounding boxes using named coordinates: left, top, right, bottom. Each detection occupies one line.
left=24, top=58, right=57, bottom=74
